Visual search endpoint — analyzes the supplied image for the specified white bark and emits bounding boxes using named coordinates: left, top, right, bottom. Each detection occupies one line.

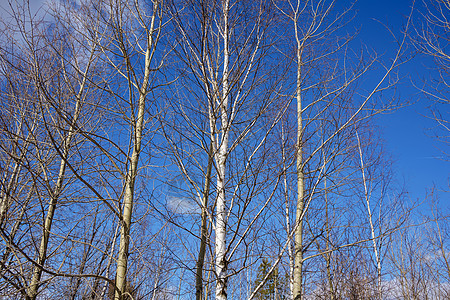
left=356, top=130, right=382, bottom=298
left=293, top=12, right=304, bottom=300
left=281, top=124, right=295, bottom=300
left=215, top=1, right=230, bottom=299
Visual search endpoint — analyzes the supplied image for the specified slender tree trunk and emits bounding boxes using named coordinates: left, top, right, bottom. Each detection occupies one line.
left=293, top=35, right=304, bottom=300
left=215, top=1, right=230, bottom=299
left=25, top=29, right=98, bottom=296
left=100, top=224, right=120, bottom=299
left=0, top=118, right=37, bottom=277
left=324, top=175, right=336, bottom=300
left=27, top=141, right=71, bottom=299
left=356, top=130, right=382, bottom=298
left=114, top=3, right=159, bottom=298
left=0, top=189, right=33, bottom=277
left=114, top=91, right=145, bottom=300
left=281, top=124, right=295, bottom=300
left=196, top=144, right=214, bottom=300
left=0, top=158, right=22, bottom=226
left=114, top=49, right=147, bottom=300
left=27, top=92, right=83, bottom=299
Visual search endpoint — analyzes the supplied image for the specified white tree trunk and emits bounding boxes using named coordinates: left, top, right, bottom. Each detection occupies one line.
left=281, top=124, right=295, bottom=300
left=293, top=24, right=304, bottom=299
left=356, top=130, right=382, bottom=298
left=215, top=1, right=230, bottom=299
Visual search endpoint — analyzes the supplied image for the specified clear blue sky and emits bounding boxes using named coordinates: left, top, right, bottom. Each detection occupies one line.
left=356, top=0, right=449, bottom=204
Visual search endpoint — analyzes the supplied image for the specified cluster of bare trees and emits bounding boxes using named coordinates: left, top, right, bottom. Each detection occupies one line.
left=0, top=0, right=448, bottom=299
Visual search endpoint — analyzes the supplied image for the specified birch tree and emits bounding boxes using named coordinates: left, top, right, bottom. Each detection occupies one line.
left=166, top=0, right=288, bottom=298
left=248, top=1, right=411, bottom=299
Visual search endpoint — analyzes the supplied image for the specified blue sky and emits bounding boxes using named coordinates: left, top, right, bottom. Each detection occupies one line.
left=356, top=0, right=449, bottom=204
left=0, top=0, right=447, bottom=205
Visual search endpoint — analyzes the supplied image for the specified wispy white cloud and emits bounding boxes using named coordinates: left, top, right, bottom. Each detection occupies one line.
left=166, top=196, right=199, bottom=215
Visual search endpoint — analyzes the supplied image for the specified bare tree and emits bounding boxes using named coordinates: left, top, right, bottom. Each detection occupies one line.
left=0, top=1, right=168, bottom=299
left=61, top=1, right=166, bottom=298
left=249, top=1, right=411, bottom=299
left=165, top=0, right=290, bottom=299
left=0, top=2, right=106, bottom=298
